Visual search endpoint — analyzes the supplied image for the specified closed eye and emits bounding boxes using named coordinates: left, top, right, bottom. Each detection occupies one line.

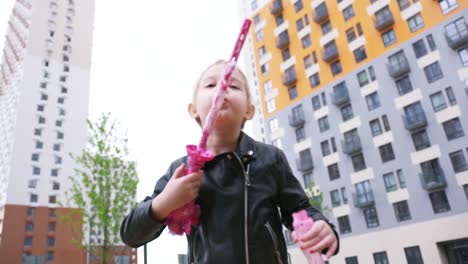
left=229, top=85, right=240, bottom=90
left=205, top=83, right=216, bottom=88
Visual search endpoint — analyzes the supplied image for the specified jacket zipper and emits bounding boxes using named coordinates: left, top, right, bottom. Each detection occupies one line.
left=233, top=152, right=250, bottom=264
left=265, top=222, right=284, bottom=264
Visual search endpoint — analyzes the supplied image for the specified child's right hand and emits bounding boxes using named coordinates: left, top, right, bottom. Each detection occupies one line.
left=150, top=164, right=203, bottom=221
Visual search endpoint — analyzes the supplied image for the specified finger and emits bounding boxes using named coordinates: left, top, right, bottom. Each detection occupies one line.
left=172, top=164, right=186, bottom=179
left=325, top=240, right=338, bottom=260
left=300, top=228, right=327, bottom=249
left=310, top=234, right=334, bottom=254
left=301, top=221, right=324, bottom=241
left=291, top=231, right=298, bottom=243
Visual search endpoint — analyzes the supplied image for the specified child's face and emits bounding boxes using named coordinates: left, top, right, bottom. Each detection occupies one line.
left=189, top=63, right=254, bottom=129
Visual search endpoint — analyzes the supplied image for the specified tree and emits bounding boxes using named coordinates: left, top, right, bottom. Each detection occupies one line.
left=60, top=113, right=139, bottom=264
left=305, top=181, right=330, bottom=218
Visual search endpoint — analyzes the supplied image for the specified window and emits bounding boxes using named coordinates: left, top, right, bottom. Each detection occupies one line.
left=357, top=70, right=369, bottom=87
left=364, top=206, right=380, bottom=228
left=24, top=236, right=33, bottom=247
left=369, top=66, right=376, bottom=81
left=369, top=119, right=383, bottom=137
left=288, top=86, right=298, bottom=100
left=412, top=39, right=428, bottom=59
left=51, top=169, right=58, bottom=177
left=393, top=200, right=411, bottom=221
left=301, top=34, right=311, bottom=48
left=312, top=51, right=318, bottom=64
left=438, top=0, right=459, bottom=14
left=397, top=169, right=406, bottom=188
left=312, top=96, right=321, bottom=111
left=353, top=46, right=367, bottom=63
left=263, top=80, right=272, bottom=94
left=63, top=65, right=70, bottom=72
left=397, top=0, right=410, bottom=11
left=281, top=47, right=291, bottom=61
left=256, top=29, right=264, bottom=41
left=411, top=129, right=431, bottom=151
left=343, top=5, right=355, bottom=21
left=340, top=104, right=354, bottom=122
left=53, top=143, right=61, bottom=151
left=321, top=140, right=331, bottom=157
left=49, top=195, right=56, bottom=204
left=396, top=76, right=413, bottom=96
left=30, top=194, right=38, bottom=203
left=321, top=20, right=332, bottom=35
left=382, top=115, right=391, bottom=131
left=36, top=140, right=43, bottom=149
left=299, top=149, right=313, bottom=173
left=54, top=155, right=62, bottom=164
left=449, top=150, right=468, bottom=173
left=258, top=46, right=266, bottom=57
left=27, top=207, right=36, bottom=217
left=445, top=87, right=457, bottom=105
left=294, top=0, right=303, bottom=12
left=31, top=153, right=39, bottom=161
left=331, top=60, right=342, bottom=76
left=276, top=14, right=284, bottom=26
left=408, top=13, right=424, bottom=32
left=330, top=189, right=341, bottom=207
left=328, top=163, right=340, bottom=181
left=41, top=93, right=48, bottom=101
left=48, top=222, right=56, bottom=232
left=269, top=118, right=279, bottom=132
left=345, top=257, right=358, bottom=264
left=25, top=222, right=33, bottom=232
left=321, top=92, right=327, bottom=106
left=253, top=14, right=261, bottom=25
left=303, top=173, right=312, bottom=187
left=47, top=251, right=54, bottom=261
left=429, top=190, right=451, bottom=213
left=373, top=251, right=389, bottom=264
left=266, top=99, right=276, bottom=113
left=383, top=172, right=398, bottom=192
left=379, top=143, right=395, bottom=163
left=430, top=91, right=447, bottom=112
left=33, top=166, right=40, bottom=175
left=38, top=116, right=46, bottom=124
left=57, top=97, right=65, bottom=104
left=404, top=246, right=424, bottom=264
left=295, top=126, right=306, bottom=142
left=296, top=18, right=304, bottom=31
left=442, top=118, right=464, bottom=140
left=318, top=116, right=330, bottom=132
left=337, top=215, right=351, bottom=234
left=40, top=82, right=47, bottom=89
left=341, top=187, right=348, bottom=204
left=366, top=92, right=381, bottom=110
left=427, top=34, right=437, bottom=51
left=260, top=63, right=269, bottom=75
left=464, top=184, right=468, bottom=200
left=56, top=120, right=63, bottom=127
left=304, top=55, right=312, bottom=68
left=351, top=154, right=366, bottom=172
left=47, top=237, right=55, bottom=247
left=424, top=62, right=443, bottom=83
left=37, top=105, right=45, bottom=112
left=458, top=47, right=468, bottom=67
left=309, top=73, right=320, bottom=88
left=346, top=28, right=356, bottom=43
left=356, top=23, right=363, bottom=35
left=52, top=182, right=60, bottom=190
left=331, top=137, right=337, bottom=152
left=382, top=28, right=396, bottom=47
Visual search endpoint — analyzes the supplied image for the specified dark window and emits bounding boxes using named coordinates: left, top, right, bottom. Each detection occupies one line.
left=397, top=169, right=406, bottom=188
left=312, top=96, right=321, bottom=111
left=309, top=73, right=320, bottom=88
left=37, top=105, right=45, bottom=112
left=429, top=190, right=451, bottom=213
left=295, top=126, right=306, bottom=142
left=383, top=172, right=398, bottom=192
left=337, top=215, right=351, bottom=234
left=331, top=60, right=343, bottom=76
left=343, top=5, right=355, bottom=21
left=427, top=34, right=437, bottom=51
left=438, top=0, right=459, bottom=13
left=303, top=172, right=312, bottom=187
left=393, top=200, right=411, bottom=221
left=411, top=129, right=431, bottom=151
left=382, top=115, right=391, bottom=131
left=304, top=55, right=312, bottom=68
left=430, top=91, right=447, bottom=112
left=321, top=20, right=332, bottom=35
left=369, top=66, right=376, bottom=81
left=356, top=23, right=363, bottom=35
left=281, top=47, right=290, bottom=61
left=331, top=189, right=341, bottom=207
left=288, top=86, right=298, bottom=100
left=47, top=237, right=55, bottom=247
left=382, top=28, right=396, bottom=47
left=341, top=187, right=348, bottom=204
left=328, top=163, right=340, bottom=181
left=379, top=143, right=395, bottom=163
left=312, top=51, right=318, bottom=64
left=331, top=137, right=337, bottom=152
left=48, top=222, right=56, bottom=232
left=301, top=34, right=311, bottom=48
left=31, top=153, right=39, bottom=161
left=366, top=92, right=381, bottom=110
left=318, top=116, right=330, bottom=132
left=397, top=0, right=410, bottom=11
left=408, top=13, right=424, bottom=32
left=346, top=27, right=356, bottom=43
left=345, top=256, right=359, bottom=264
left=449, top=150, right=468, bottom=173
left=442, top=118, right=465, bottom=141
left=321, top=92, right=327, bottom=106
left=296, top=18, right=304, bottom=31
left=395, top=76, right=413, bottom=96
left=424, top=62, right=443, bottom=83
left=47, top=251, right=54, bottom=261
left=27, top=207, right=36, bottom=217
left=24, top=236, right=33, bottom=247
left=294, top=0, right=303, bottom=12
left=412, top=39, right=428, bottom=58
left=445, top=86, right=457, bottom=105
left=321, top=140, right=331, bottom=157
left=25, top=222, right=33, bottom=232
left=369, top=119, right=382, bottom=137
left=463, top=184, right=468, bottom=200
left=364, top=206, right=380, bottom=228
left=357, top=70, right=369, bottom=87
left=373, top=251, right=389, bottom=264
left=459, top=47, right=468, bottom=67
left=404, top=246, right=424, bottom=264
left=351, top=153, right=366, bottom=172
left=353, top=46, right=367, bottom=63
left=340, top=104, right=354, bottom=122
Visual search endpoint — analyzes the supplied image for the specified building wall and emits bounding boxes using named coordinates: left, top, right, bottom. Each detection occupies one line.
left=240, top=0, right=468, bottom=263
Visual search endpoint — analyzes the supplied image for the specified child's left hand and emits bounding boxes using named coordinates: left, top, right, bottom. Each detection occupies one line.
left=291, top=220, right=338, bottom=260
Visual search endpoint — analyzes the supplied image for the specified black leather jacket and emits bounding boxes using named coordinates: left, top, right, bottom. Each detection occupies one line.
left=120, top=132, right=339, bottom=264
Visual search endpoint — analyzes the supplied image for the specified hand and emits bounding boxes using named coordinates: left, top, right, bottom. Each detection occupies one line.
left=291, top=220, right=338, bottom=260
left=151, top=164, right=203, bottom=220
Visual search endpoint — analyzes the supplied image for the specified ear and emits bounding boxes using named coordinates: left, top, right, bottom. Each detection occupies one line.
left=188, top=103, right=199, bottom=119
left=244, top=104, right=255, bottom=121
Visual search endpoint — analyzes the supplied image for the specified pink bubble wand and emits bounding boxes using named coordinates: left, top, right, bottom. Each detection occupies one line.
left=292, top=210, right=325, bottom=264
left=164, top=19, right=252, bottom=236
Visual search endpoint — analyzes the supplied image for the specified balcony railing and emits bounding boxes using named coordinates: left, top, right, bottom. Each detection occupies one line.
left=313, top=4, right=329, bottom=23
left=402, top=111, right=427, bottom=131
left=419, top=168, right=447, bottom=191
left=342, top=136, right=362, bottom=155
left=374, top=12, right=394, bottom=31
left=296, top=157, right=314, bottom=172
left=386, top=56, right=410, bottom=78
left=322, top=44, right=339, bottom=63
left=353, top=190, right=375, bottom=208
left=276, top=32, right=290, bottom=49
left=444, top=22, right=468, bottom=50
left=282, top=70, right=297, bottom=86
left=288, top=110, right=305, bottom=127
left=331, top=86, right=349, bottom=106
left=270, top=0, right=283, bottom=15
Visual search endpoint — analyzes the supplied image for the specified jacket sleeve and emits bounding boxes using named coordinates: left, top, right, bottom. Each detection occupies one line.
left=275, top=148, right=340, bottom=255
left=120, top=160, right=179, bottom=248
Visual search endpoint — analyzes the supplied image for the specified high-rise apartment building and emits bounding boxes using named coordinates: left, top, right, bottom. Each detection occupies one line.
left=0, top=0, right=104, bottom=263
left=239, top=0, right=468, bottom=263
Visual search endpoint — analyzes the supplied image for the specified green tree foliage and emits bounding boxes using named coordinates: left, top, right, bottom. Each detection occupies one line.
left=305, top=181, right=330, bottom=217
left=60, top=113, right=139, bottom=264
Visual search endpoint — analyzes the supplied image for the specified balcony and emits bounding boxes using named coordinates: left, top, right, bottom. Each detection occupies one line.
left=353, top=190, right=375, bottom=208
left=282, top=70, right=297, bottom=86
left=313, top=4, right=329, bottom=23
left=276, top=31, right=290, bottom=49
left=402, top=111, right=427, bottom=131
left=419, top=169, right=447, bottom=191
left=331, top=85, right=349, bottom=106
left=374, top=12, right=394, bottom=31
left=296, top=157, right=314, bottom=172
left=321, top=44, right=339, bottom=63
left=342, top=136, right=362, bottom=155
left=386, top=57, right=410, bottom=78
left=444, top=22, right=468, bottom=50
left=288, top=110, right=305, bottom=127
left=270, top=0, right=283, bottom=15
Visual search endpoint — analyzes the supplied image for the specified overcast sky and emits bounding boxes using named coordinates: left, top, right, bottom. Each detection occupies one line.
left=0, top=0, right=250, bottom=263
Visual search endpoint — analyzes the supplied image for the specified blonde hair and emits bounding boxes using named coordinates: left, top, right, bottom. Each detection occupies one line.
left=191, top=60, right=253, bottom=127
